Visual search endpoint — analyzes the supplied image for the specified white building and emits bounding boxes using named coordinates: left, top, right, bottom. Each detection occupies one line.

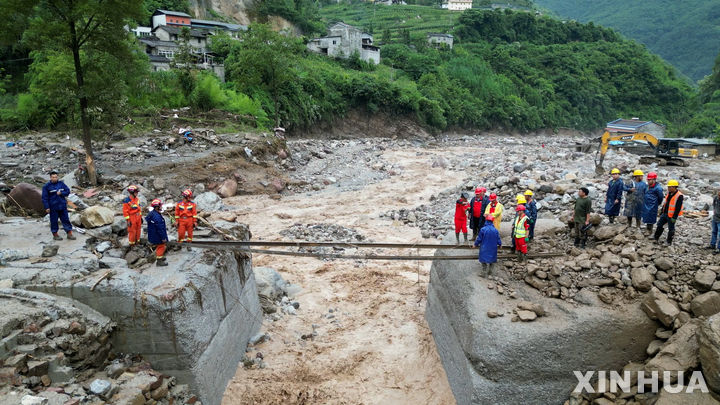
left=427, top=33, right=454, bottom=48
left=447, top=0, right=472, bottom=11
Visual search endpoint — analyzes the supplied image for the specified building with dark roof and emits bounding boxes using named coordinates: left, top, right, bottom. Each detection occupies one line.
left=605, top=118, right=665, bottom=138
left=152, top=9, right=191, bottom=28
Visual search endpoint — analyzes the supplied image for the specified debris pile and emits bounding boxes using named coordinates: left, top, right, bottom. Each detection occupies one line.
left=0, top=289, right=200, bottom=405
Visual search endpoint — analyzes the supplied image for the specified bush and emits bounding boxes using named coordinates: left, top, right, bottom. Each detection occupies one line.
left=190, top=73, right=226, bottom=111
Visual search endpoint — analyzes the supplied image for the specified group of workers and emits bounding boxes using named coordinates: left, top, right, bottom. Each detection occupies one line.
left=43, top=171, right=198, bottom=267
left=455, top=187, right=539, bottom=274
left=602, top=168, right=687, bottom=247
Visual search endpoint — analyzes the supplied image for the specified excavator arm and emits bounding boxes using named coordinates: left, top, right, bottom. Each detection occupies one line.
left=595, top=131, right=660, bottom=174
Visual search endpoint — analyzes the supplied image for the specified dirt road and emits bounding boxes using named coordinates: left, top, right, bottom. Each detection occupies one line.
left=220, top=146, right=467, bottom=404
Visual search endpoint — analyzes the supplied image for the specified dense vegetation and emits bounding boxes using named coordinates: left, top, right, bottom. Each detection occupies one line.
left=677, top=54, right=720, bottom=141
left=0, top=3, right=704, bottom=140
left=533, top=0, right=720, bottom=82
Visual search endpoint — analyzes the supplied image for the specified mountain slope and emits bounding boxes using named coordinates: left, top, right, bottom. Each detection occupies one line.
left=532, top=0, right=720, bottom=82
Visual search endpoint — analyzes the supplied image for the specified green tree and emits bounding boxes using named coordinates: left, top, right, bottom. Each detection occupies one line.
left=224, top=24, right=304, bottom=126
left=2, top=0, right=144, bottom=185
left=381, top=28, right=392, bottom=44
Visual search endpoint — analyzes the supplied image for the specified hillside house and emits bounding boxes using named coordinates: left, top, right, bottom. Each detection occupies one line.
left=445, top=0, right=472, bottom=11
left=152, top=9, right=191, bottom=28
left=307, top=22, right=380, bottom=64
left=427, top=33, right=453, bottom=48
left=605, top=118, right=666, bottom=139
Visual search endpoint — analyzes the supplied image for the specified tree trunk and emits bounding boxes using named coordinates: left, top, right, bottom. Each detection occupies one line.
left=69, top=22, right=97, bottom=185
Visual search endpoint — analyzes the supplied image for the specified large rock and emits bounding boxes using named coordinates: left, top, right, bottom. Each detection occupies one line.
left=7, top=183, right=45, bottom=216
left=631, top=268, right=654, bottom=292
left=216, top=179, right=237, bottom=198
left=194, top=192, right=223, bottom=212
left=645, top=319, right=701, bottom=381
left=692, top=292, right=720, bottom=318
left=80, top=206, right=115, bottom=228
left=699, top=313, right=720, bottom=394
left=641, top=287, right=680, bottom=327
left=592, top=225, right=621, bottom=241
left=695, top=270, right=718, bottom=292
left=425, top=233, right=656, bottom=405
left=654, top=257, right=674, bottom=271
left=655, top=387, right=720, bottom=405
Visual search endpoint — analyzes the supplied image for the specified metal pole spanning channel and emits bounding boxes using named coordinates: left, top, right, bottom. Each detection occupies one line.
left=185, top=240, right=519, bottom=250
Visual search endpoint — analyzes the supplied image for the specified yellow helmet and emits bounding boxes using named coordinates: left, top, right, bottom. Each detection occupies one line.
left=611, top=168, right=620, bottom=174
left=667, top=179, right=679, bottom=187
left=633, top=170, right=644, bottom=176
left=516, top=195, right=527, bottom=204
left=524, top=190, right=533, bottom=196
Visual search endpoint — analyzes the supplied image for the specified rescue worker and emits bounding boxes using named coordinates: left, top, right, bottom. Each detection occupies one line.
left=624, top=170, right=647, bottom=227
left=513, top=205, right=530, bottom=260
left=175, top=189, right=198, bottom=248
left=710, top=188, right=720, bottom=254
left=146, top=199, right=169, bottom=266
left=484, top=193, right=504, bottom=231
left=524, top=190, right=538, bottom=241
left=474, top=213, right=501, bottom=276
left=511, top=194, right=526, bottom=252
left=41, top=170, right=76, bottom=241
left=605, top=168, right=623, bottom=223
left=642, top=172, right=664, bottom=235
left=654, top=180, right=683, bottom=246
left=573, top=187, right=592, bottom=248
left=122, top=185, right=142, bottom=246
left=468, top=187, right=489, bottom=240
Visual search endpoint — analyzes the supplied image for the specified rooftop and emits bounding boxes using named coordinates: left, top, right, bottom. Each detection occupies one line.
left=154, top=25, right=209, bottom=38
left=154, top=9, right=191, bottom=18
left=428, top=33, right=454, bottom=38
left=191, top=18, right=247, bottom=31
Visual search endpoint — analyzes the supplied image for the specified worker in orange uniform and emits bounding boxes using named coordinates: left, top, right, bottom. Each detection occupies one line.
left=513, top=205, right=530, bottom=261
left=122, top=185, right=142, bottom=246
left=484, top=193, right=504, bottom=231
left=175, top=189, right=198, bottom=248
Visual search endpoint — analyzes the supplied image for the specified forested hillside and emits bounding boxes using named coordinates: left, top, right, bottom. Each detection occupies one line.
left=0, top=3, right=696, bottom=136
left=533, top=0, right=720, bottom=82
left=678, top=53, right=720, bottom=141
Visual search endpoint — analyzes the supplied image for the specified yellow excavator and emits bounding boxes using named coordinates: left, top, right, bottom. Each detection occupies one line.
left=594, top=131, right=699, bottom=174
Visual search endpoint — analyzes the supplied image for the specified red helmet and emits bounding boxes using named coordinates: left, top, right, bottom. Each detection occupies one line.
left=150, top=199, right=162, bottom=207
left=182, top=189, right=192, bottom=198
left=516, top=205, right=526, bottom=211
left=647, top=172, right=658, bottom=180
left=489, top=193, right=497, bottom=201
left=127, top=185, right=138, bottom=193
left=475, top=187, right=486, bottom=194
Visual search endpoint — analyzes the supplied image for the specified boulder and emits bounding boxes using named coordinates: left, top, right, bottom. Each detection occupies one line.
left=194, top=192, right=223, bottom=212
left=216, top=179, right=238, bottom=198
left=641, top=287, right=680, bottom=327
left=654, top=257, right=674, bottom=271
left=698, top=313, right=720, bottom=394
left=655, top=387, right=720, bottom=405
left=631, top=268, right=654, bottom=292
left=691, top=292, right=720, bottom=318
left=80, top=206, right=115, bottom=228
left=592, top=226, right=621, bottom=241
left=7, top=183, right=45, bottom=216
left=425, top=233, right=656, bottom=405
left=695, top=270, right=717, bottom=292
left=253, top=267, right=285, bottom=301
left=645, top=319, right=701, bottom=381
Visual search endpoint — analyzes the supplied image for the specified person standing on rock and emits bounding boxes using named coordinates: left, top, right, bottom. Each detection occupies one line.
left=573, top=187, right=592, bottom=248
left=654, top=180, right=683, bottom=246
left=474, top=213, right=502, bottom=276
left=146, top=199, right=169, bottom=266
left=642, top=172, right=664, bottom=235
left=41, top=170, right=76, bottom=241
left=454, top=192, right=470, bottom=244
left=524, top=190, right=537, bottom=241
left=176, top=189, right=198, bottom=249
left=604, top=168, right=623, bottom=223
left=122, top=185, right=142, bottom=246
left=513, top=205, right=530, bottom=260
left=623, top=170, right=647, bottom=227
left=511, top=194, right=526, bottom=252
left=484, top=193, right=504, bottom=231
left=468, top=187, right=489, bottom=240
left=710, top=188, right=720, bottom=254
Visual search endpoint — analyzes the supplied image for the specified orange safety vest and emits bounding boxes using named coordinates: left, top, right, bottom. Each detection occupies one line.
left=666, top=191, right=684, bottom=218
left=122, top=196, right=141, bottom=219
left=175, top=201, right=197, bottom=220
